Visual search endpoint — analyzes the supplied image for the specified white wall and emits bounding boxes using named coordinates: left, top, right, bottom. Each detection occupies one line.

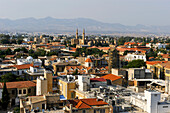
left=0, top=89, right=2, bottom=99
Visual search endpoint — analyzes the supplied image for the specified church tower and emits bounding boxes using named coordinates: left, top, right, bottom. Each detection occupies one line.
left=82, top=29, right=85, bottom=45
left=76, top=29, right=78, bottom=39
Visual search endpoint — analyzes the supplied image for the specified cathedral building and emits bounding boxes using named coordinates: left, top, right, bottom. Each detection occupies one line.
left=71, top=29, right=87, bottom=45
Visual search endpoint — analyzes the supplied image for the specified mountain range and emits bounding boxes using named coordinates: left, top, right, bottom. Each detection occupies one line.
left=0, top=17, right=170, bottom=35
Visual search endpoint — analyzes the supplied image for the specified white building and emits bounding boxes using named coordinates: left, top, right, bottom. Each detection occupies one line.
left=17, top=56, right=42, bottom=66
left=125, top=53, right=146, bottom=62
left=146, top=43, right=167, bottom=49
left=84, top=58, right=93, bottom=67
left=130, top=90, right=170, bottom=113
left=78, top=75, right=90, bottom=91
left=23, top=37, right=30, bottom=42
left=36, top=76, right=47, bottom=96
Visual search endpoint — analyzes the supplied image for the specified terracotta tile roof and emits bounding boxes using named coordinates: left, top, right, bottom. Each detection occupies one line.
left=27, top=41, right=34, bottom=43
left=5, top=55, right=15, bottom=58
left=103, top=54, right=109, bottom=57
left=50, top=58, right=56, bottom=61
left=0, top=47, right=10, bottom=51
left=90, top=78, right=106, bottom=82
left=85, top=58, right=92, bottom=62
left=0, top=81, right=36, bottom=89
left=75, top=101, right=91, bottom=109
left=66, top=66, right=85, bottom=70
left=124, top=42, right=136, bottom=45
left=98, top=47, right=111, bottom=50
left=146, top=61, right=168, bottom=65
left=161, top=54, right=170, bottom=58
left=11, top=64, right=33, bottom=70
left=68, top=98, right=108, bottom=109
left=159, top=61, right=170, bottom=69
left=101, top=74, right=121, bottom=81
left=149, top=57, right=154, bottom=59
left=87, top=46, right=111, bottom=51
left=116, top=46, right=149, bottom=53
left=2, top=60, right=13, bottom=63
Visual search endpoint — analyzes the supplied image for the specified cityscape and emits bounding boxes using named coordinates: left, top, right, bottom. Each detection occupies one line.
left=0, top=0, right=170, bottom=113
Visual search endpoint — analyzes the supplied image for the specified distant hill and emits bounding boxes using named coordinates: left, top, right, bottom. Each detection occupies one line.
left=0, top=17, right=170, bottom=34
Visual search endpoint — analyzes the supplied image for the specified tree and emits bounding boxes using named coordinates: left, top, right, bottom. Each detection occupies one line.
left=13, top=107, right=20, bottom=113
left=146, top=48, right=157, bottom=59
left=5, top=48, right=13, bottom=55
left=0, top=39, right=10, bottom=44
left=123, top=50, right=128, bottom=56
left=72, top=69, right=79, bottom=75
left=1, top=82, right=10, bottom=110
left=1, top=73, right=24, bottom=82
left=17, top=39, right=23, bottom=44
left=124, top=59, right=146, bottom=68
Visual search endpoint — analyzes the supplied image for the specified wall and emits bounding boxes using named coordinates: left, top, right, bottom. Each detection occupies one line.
left=59, top=80, right=76, bottom=99
left=157, top=104, right=170, bottom=113
left=0, top=89, right=2, bottom=99
left=112, top=78, right=123, bottom=86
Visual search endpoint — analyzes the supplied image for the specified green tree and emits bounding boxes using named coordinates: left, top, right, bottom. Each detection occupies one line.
left=146, top=48, right=157, bottom=59
left=5, top=48, right=13, bottom=55
left=1, top=73, right=24, bottom=82
left=0, top=39, right=10, bottom=44
left=123, top=50, right=128, bottom=56
left=124, top=59, right=146, bottom=68
left=1, top=82, right=10, bottom=110
left=72, top=69, right=79, bottom=75
left=13, top=107, right=20, bottom=113
left=17, top=39, right=23, bottom=44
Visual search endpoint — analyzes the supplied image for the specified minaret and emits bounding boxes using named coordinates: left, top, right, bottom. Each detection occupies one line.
left=82, top=29, right=85, bottom=45
left=76, top=29, right=78, bottom=39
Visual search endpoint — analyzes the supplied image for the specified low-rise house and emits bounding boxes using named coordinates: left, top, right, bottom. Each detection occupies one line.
left=124, top=53, right=146, bottom=62
left=25, top=66, right=45, bottom=80
left=10, top=63, right=34, bottom=75
left=5, top=55, right=15, bottom=60
left=90, top=78, right=107, bottom=88
left=130, top=90, right=170, bottom=113
left=65, top=98, right=112, bottom=113
left=53, top=60, right=79, bottom=74
left=128, top=68, right=152, bottom=80
left=20, top=93, right=64, bottom=113
left=101, top=74, right=123, bottom=86
left=0, top=81, right=36, bottom=107
left=17, top=56, right=42, bottom=66
left=146, top=43, right=167, bottom=49
left=57, top=75, right=76, bottom=99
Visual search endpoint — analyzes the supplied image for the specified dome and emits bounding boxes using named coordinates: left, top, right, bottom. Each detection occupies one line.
left=27, top=56, right=33, bottom=60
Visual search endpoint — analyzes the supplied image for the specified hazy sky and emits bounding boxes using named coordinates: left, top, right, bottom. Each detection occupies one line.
left=0, top=0, right=170, bottom=26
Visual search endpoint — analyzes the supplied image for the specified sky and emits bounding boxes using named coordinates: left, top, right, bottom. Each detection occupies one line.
left=0, top=0, right=170, bottom=26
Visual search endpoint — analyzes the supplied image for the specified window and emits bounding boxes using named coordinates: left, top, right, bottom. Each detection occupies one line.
left=163, top=106, right=168, bottom=108
left=82, top=110, right=86, bottom=113
left=19, top=90, right=22, bottom=94
left=12, top=90, right=15, bottom=95
left=166, top=70, right=170, bottom=74
left=28, top=89, right=31, bottom=93
left=23, top=89, right=26, bottom=94
left=71, top=92, right=74, bottom=98
left=100, top=109, right=105, bottom=113
left=94, top=110, right=96, bottom=113
left=42, top=104, right=45, bottom=109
